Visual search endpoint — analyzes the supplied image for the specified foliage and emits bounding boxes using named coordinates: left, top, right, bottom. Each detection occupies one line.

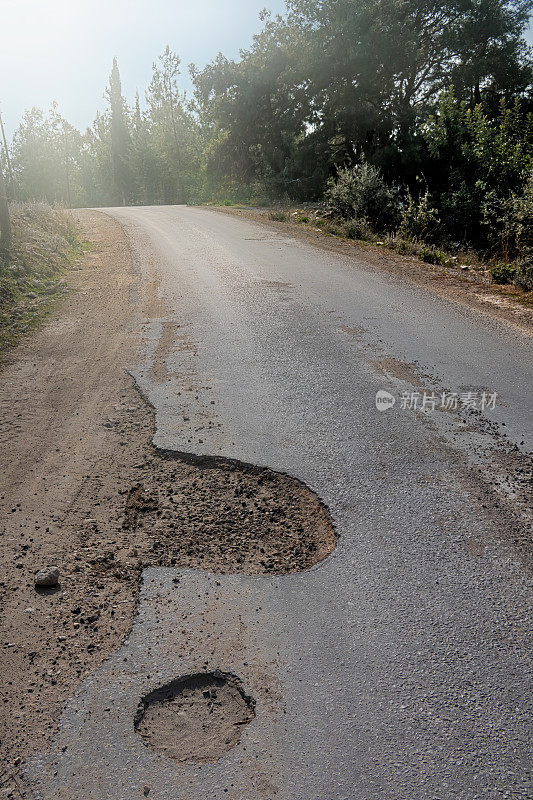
left=514, top=259, right=533, bottom=290
left=398, top=190, right=441, bottom=243
left=423, top=89, right=533, bottom=250
left=339, top=217, right=374, bottom=241
left=5, top=1, right=533, bottom=259
left=490, top=261, right=517, bottom=283
left=513, top=168, right=533, bottom=257
left=108, top=58, right=132, bottom=204
left=417, top=244, right=447, bottom=264
left=325, top=162, right=397, bottom=229
left=0, top=167, right=11, bottom=254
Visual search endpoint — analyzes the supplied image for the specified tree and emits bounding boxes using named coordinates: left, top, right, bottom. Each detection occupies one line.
left=147, top=46, right=200, bottom=203
left=423, top=88, right=533, bottom=247
left=285, top=0, right=532, bottom=181
left=107, top=58, right=132, bottom=205
left=193, top=15, right=309, bottom=199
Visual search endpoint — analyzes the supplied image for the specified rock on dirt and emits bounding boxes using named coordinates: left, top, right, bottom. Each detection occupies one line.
left=34, top=566, right=59, bottom=588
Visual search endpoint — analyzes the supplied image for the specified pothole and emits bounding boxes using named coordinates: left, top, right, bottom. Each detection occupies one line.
left=134, top=671, right=255, bottom=763
left=119, top=452, right=336, bottom=574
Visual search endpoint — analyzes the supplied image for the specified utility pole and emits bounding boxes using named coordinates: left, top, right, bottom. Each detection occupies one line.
left=0, top=165, right=12, bottom=256
left=63, top=124, right=71, bottom=207
left=0, top=109, right=15, bottom=198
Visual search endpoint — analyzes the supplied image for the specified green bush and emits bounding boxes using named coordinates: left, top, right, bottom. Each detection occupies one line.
left=325, top=162, right=397, bottom=229
left=398, top=190, right=441, bottom=243
left=514, top=170, right=533, bottom=259
left=490, top=262, right=517, bottom=284
left=418, top=245, right=447, bottom=264
left=424, top=91, right=533, bottom=252
left=297, top=215, right=309, bottom=223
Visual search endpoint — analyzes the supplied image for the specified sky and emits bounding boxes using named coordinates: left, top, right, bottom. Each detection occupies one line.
left=0, top=0, right=287, bottom=138
left=0, top=1, right=531, bottom=139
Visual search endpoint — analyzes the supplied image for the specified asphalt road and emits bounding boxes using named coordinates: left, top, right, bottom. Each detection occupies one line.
left=27, top=206, right=532, bottom=799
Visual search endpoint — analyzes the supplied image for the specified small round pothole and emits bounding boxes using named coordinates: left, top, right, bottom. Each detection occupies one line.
left=134, top=671, right=255, bottom=763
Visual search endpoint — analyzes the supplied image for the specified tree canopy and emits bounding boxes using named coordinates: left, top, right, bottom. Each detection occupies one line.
left=2, top=1, right=531, bottom=256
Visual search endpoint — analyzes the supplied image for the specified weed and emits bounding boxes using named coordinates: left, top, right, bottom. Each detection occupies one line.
left=268, top=209, right=288, bottom=222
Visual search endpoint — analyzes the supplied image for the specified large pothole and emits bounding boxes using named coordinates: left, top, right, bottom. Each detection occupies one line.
left=119, top=452, right=336, bottom=575
left=134, top=671, right=255, bottom=763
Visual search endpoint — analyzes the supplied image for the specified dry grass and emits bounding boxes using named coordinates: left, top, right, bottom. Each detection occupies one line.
left=0, top=203, right=83, bottom=356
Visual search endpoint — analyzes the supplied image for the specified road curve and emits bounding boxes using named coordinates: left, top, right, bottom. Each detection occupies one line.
left=27, top=206, right=532, bottom=800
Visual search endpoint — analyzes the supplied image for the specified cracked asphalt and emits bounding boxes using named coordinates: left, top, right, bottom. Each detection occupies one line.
left=26, top=206, right=532, bottom=799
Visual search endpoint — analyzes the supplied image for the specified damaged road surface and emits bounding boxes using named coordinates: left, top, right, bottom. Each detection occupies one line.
left=3, top=206, right=532, bottom=799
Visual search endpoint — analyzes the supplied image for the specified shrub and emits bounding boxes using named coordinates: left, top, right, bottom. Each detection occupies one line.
left=297, top=215, right=309, bottom=223
left=340, top=217, right=374, bottom=241
left=391, top=237, right=419, bottom=256
left=514, top=170, right=533, bottom=259
left=513, top=259, right=533, bottom=291
left=424, top=91, right=533, bottom=250
left=325, top=162, right=397, bottom=229
left=481, top=170, right=532, bottom=265
left=490, top=262, right=517, bottom=284
left=398, top=190, right=441, bottom=243
left=268, top=209, right=287, bottom=222
left=418, top=245, right=447, bottom=264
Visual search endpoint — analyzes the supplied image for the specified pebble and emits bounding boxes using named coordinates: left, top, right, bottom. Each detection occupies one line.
left=34, top=566, right=59, bottom=588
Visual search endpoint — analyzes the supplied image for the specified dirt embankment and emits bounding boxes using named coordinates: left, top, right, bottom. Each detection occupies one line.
left=0, top=210, right=335, bottom=786
left=0, top=203, right=83, bottom=355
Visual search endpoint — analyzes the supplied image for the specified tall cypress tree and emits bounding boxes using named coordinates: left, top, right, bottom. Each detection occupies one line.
left=107, top=58, right=131, bottom=205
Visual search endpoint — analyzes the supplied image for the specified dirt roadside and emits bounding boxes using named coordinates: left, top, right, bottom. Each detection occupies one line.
left=0, top=209, right=335, bottom=789
left=214, top=206, right=533, bottom=336
left=0, top=210, right=141, bottom=783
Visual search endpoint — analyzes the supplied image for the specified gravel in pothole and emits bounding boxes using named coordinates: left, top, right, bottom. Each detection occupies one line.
left=134, top=672, right=255, bottom=763
left=119, top=454, right=336, bottom=574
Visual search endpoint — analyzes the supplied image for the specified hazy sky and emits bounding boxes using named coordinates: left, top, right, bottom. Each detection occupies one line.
left=0, top=0, right=287, bottom=137
left=1, top=1, right=531, bottom=139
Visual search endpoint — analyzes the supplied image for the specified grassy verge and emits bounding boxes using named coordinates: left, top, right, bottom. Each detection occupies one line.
left=0, top=203, right=85, bottom=357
